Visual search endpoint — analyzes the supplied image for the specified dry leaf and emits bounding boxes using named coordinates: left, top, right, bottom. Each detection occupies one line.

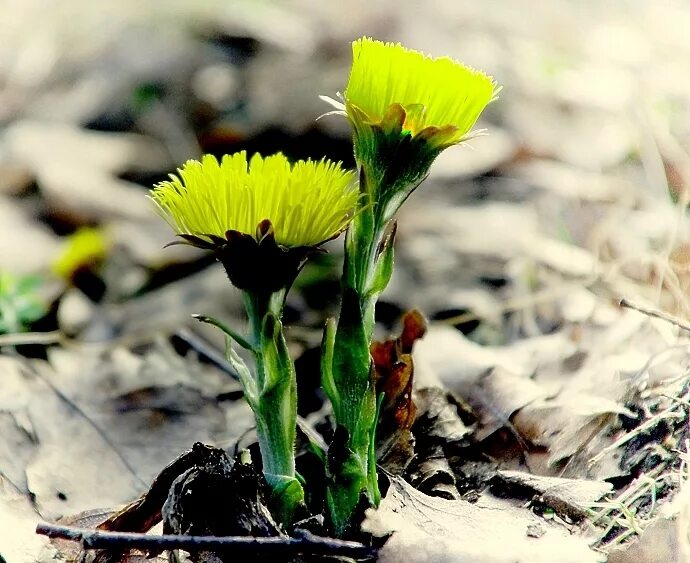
left=363, top=476, right=601, bottom=563
left=0, top=478, right=49, bottom=563
left=493, top=470, right=613, bottom=520
left=372, top=309, right=427, bottom=473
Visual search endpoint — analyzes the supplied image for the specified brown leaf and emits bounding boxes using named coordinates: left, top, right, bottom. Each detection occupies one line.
left=406, top=388, right=472, bottom=499
left=372, top=309, right=427, bottom=472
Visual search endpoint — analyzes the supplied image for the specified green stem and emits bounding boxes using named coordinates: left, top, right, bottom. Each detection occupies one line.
left=241, top=288, right=304, bottom=525
left=325, top=171, right=393, bottom=534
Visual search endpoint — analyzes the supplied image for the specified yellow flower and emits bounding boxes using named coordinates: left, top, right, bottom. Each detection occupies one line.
left=343, top=37, right=499, bottom=146
left=151, top=152, right=358, bottom=249
left=151, top=152, right=358, bottom=292
left=52, top=227, right=108, bottom=280
left=321, top=37, right=500, bottom=225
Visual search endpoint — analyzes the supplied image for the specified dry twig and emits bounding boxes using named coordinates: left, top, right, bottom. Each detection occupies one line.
left=619, top=298, right=690, bottom=333
left=35, top=522, right=376, bottom=559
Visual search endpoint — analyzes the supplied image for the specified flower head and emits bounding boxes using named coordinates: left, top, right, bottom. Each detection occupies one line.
left=151, top=152, right=358, bottom=292
left=52, top=227, right=109, bottom=280
left=330, top=37, right=499, bottom=224
left=152, top=152, right=357, bottom=248
left=344, top=37, right=499, bottom=147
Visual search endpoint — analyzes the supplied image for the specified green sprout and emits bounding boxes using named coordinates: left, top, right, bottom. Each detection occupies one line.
left=0, top=272, right=47, bottom=334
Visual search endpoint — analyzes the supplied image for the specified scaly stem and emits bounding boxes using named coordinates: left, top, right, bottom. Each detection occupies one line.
left=242, top=289, right=305, bottom=525
left=324, top=170, right=395, bottom=534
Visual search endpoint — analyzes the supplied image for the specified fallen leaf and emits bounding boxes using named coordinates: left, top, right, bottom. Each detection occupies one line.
left=413, top=387, right=472, bottom=444
left=0, top=477, right=49, bottom=563
left=415, top=325, right=576, bottom=385
left=507, top=159, right=625, bottom=202
left=493, top=470, right=613, bottom=520
left=467, top=367, right=548, bottom=441
left=0, top=196, right=61, bottom=273
left=363, top=476, right=602, bottom=563
left=0, top=340, right=252, bottom=523
left=407, top=388, right=472, bottom=499
left=373, top=309, right=427, bottom=472
left=429, top=127, right=517, bottom=183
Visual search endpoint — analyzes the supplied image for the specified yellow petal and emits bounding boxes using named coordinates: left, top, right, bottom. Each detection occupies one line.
left=52, top=227, right=109, bottom=279
left=344, top=37, right=499, bottom=141
left=150, top=152, right=358, bottom=248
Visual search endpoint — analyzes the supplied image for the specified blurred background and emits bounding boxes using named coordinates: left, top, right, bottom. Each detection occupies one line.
left=3, top=0, right=690, bottom=332
left=4, top=2, right=690, bottom=559
left=3, top=0, right=690, bottom=323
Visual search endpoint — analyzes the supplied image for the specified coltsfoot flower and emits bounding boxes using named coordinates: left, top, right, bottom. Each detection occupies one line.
left=325, top=37, right=499, bottom=223
left=344, top=37, right=499, bottom=148
left=151, top=152, right=358, bottom=292
left=52, top=227, right=109, bottom=280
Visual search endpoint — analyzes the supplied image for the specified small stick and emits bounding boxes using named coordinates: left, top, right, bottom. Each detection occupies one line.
left=619, top=298, right=690, bottom=333
left=35, top=522, right=376, bottom=559
left=0, top=330, right=63, bottom=346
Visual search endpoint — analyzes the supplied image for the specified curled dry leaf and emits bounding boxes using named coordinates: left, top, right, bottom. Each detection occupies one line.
left=466, top=366, right=548, bottom=442
left=406, top=443, right=459, bottom=500
left=372, top=309, right=427, bottom=473
left=413, top=387, right=472, bottom=444
left=407, top=387, right=472, bottom=499
left=96, top=443, right=222, bottom=535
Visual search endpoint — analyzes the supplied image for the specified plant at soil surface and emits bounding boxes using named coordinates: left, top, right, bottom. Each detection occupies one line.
left=151, top=38, right=497, bottom=536
left=320, top=37, right=499, bottom=534
left=151, top=151, right=357, bottom=525
left=0, top=272, right=46, bottom=334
